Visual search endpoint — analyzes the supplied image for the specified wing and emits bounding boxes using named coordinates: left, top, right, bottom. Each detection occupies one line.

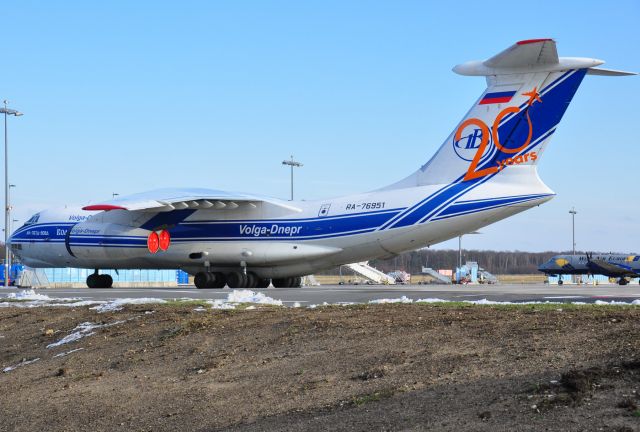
left=588, top=259, right=635, bottom=277
left=82, top=187, right=302, bottom=213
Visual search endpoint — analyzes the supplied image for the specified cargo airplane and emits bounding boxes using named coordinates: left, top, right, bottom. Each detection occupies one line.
left=9, top=39, right=635, bottom=288
left=539, top=253, right=640, bottom=285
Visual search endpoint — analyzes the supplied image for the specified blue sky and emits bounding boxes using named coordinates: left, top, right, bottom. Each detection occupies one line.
left=2, top=1, right=639, bottom=252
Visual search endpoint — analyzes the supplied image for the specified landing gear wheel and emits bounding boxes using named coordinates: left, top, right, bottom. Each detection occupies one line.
left=87, top=272, right=113, bottom=288
left=255, top=278, right=271, bottom=288
left=245, top=272, right=258, bottom=289
left=99, top=274, right=113, bottom=288
left=194, top=272, right=214, bottom=289
left=619, top=278, right=628, bottom=286
left=271, top=277, right=288, bottom=288
left=227, top=271, right=248, bottom=288
left=87, top=273, right=99, bottom=289
left=272, top=277, right=302, bottom=288
left=211, top=272, right=226, bottom=288
left=557, top=279, right=563, bottom=285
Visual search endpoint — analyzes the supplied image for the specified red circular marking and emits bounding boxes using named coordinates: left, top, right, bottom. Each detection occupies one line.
left=159, top=230, right=171, bottom=251
left=147, top=231, right=159, bottom=254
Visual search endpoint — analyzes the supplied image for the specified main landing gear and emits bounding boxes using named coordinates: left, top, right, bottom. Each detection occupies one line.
left=618, top=278, right=629, bottom=286
left=272, top=276, right=302, bottom=288
left=193, top=271, right=301, bottom=289
left=86, top=271, right=113, bottom=289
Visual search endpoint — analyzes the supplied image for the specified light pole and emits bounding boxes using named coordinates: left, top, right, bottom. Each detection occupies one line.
left=7, top=184, right=15, bottom=275
left=1, top=101, right=23, bottom=288
left=282, top=155, right=302, bottom=201
left=112, top=193, right=119, bottom=199
left=569, top=207, right=577, bottom=284
left=569, top=207, right=577, bottom=255
left=458, top=231, right=482, bottom=268
left=457, top=231, right=481, bottom=283
left=458, top=235, right=462, bottom=270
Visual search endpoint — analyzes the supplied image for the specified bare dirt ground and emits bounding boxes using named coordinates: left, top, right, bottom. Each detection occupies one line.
left=1, top=303, right=640, bottom=431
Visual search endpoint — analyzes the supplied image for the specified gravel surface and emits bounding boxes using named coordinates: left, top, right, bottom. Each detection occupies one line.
left=1, top=303, right=640, bottom=431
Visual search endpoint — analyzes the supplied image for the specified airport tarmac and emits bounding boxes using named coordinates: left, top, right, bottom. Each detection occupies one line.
left=3, top=283, right=640, bottom=305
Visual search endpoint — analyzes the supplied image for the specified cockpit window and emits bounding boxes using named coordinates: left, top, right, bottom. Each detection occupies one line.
left=23, top=213, right=40, bottom=226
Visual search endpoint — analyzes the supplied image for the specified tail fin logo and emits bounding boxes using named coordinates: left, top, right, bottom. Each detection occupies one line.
left=452, top=127, right=495, bottom=162
left=456, top=88, right=543, bottom=182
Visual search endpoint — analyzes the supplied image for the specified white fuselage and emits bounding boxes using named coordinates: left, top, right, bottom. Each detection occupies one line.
left=9, top=167, right=553, bottom=278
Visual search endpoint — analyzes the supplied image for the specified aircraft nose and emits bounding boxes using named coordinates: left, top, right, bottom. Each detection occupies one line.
left=538, top=260, right=555, bottom=271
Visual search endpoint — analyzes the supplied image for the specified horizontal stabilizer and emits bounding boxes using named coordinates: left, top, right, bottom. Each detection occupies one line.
left=587, top=67, right=638, bottom=76
left=453, top=38, right=608, bottom=76
left=484, top=38, right=558, bottom=68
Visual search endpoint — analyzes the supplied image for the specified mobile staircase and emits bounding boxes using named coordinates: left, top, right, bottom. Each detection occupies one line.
left=421, top=267, right=453, bottom=284
left=478, top=267, right=499, bottom=284
left=344, top=262, right=396, bottom=285
left=302, top=274, right=321, bottom=286
left=17, top=267, right=50, bottom=288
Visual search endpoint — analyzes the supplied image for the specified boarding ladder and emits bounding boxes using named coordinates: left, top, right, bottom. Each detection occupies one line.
left=421, top=267, right=453, bottom=284
left=344, top=262, right=396, bottom=285
left=17, top=267, right=50, bottom=288
left=478, top=267, right=498, bottom=284
left=302, top=275, right=321, bottom=286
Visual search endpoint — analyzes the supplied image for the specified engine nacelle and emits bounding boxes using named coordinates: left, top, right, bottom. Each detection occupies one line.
left=67, top=222, right=148, bottom=262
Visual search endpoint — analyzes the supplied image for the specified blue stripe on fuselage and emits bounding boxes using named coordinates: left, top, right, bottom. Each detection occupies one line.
left=170, top=209, right=402, bottom=241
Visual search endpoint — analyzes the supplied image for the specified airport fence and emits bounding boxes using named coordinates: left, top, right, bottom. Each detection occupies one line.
left=41, top=268, right=189, bottom=286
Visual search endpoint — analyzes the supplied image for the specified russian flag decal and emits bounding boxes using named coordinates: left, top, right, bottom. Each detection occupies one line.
left=479, top=91, right=517, bottom=105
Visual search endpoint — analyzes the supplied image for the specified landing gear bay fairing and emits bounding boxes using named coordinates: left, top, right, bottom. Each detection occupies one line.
left=9, top=39, right=635, bottom=289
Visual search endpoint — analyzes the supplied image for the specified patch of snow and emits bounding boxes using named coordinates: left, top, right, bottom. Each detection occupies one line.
left=594, top=299, right=640, bottom=306
left=6, top=289, right=52, bottom=301
left=364, top=297, right=563, bottom=306
left=47, top=320, right=124, bottom=348
left=369, top=296, right=413, bottom=304
left=414, top=298, right=450, bottom=303
left=292, top=302, right=301, bottom=308
left=466, top=299, right=512, bottom=305
left=53, top=348, right=84, bottom=358
left=207, top=300, right=236, bottom=310
left=3, top=357, right=40, bottom=373
left=227, top=289, right=283, bottom=306
left=193, top=307, right=206, bottom=312
left=245, top=306, right=256, bottom=310
left=0, top=290, right=101, bottom=309
left=48, top=300, right=105, bottom=308
left=91, top=298, right=167, bottom=313
left=206, top=290, right=283, bottom=310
